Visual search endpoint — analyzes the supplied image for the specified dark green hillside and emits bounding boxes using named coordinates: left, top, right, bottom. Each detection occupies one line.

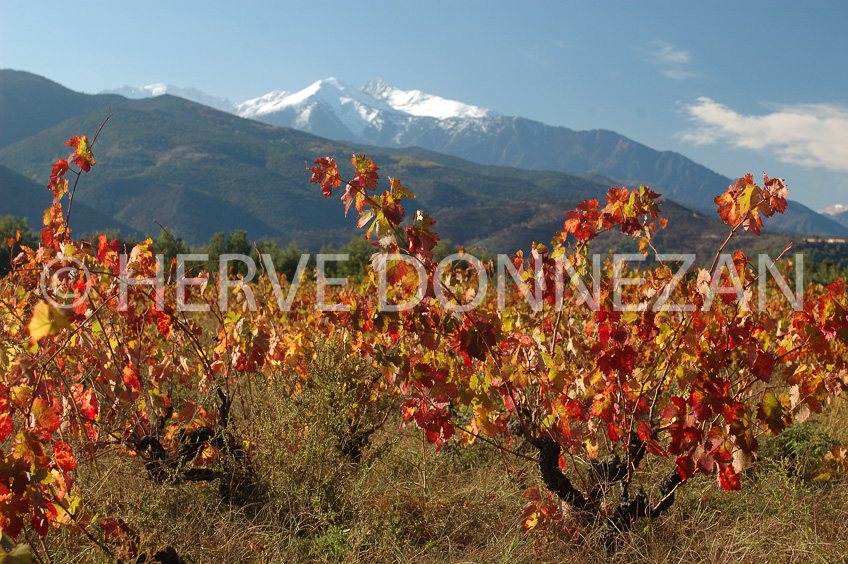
left=834, top=210, right=848, bottom=228
left=0, top=69, right=127, bottom=149
left=2, top=70, right=842, bottom=241
left=763, top=199, right=848, bottom=238
left=0, top=95, right=610, bottom=247
left=437, top=197, right=794, bottom=263
left=0, top=90, right=839, bottom=260
left=378, top=117, right=848, bottom=238
left=0, top=163, right=137, bottom=237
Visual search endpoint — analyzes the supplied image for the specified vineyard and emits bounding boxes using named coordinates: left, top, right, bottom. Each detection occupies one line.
left=0, top=130, right=847, bottom=563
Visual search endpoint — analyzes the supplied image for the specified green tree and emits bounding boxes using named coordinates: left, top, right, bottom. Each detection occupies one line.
left=204, top=232, right=227, bottom=273
left=226, top=230, right=251, bottom=256
left=279, top=241, right=309, bottom=282
left=432, top=238, right=457, bottom=264
left=250, top=238, right=314, bottom=281
left=226, top=230, right=252, bottom=276
left=251, top=239, right=283, bottom=274
left=202, top=231, right=254, bottom=276
left=344, top=236, right=374, bottom=279
left=0, top=215, right=37, bottom=277
left=154, top=228, right=189, bottom=273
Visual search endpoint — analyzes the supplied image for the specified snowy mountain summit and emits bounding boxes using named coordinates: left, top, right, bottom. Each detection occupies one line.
left=102, top=84, right=237, bottom=113
left=362, top=78, right=495, bottom=120
left=96, top=75, right=848, bottom=238
left=234, top=77, right=496, bottom=142
left=235, top=77, right=402, bottom=141
left=819, top=204, right=848, bottom=216
left=102, top=78, right=496, bottom=144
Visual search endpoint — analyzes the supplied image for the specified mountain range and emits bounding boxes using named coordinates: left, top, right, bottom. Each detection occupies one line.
left=0, top=71, right=606, bottom=248
left=102, top=75, right=848, bottom=238
left=0, top=69, right=845, bottom=256
left=819, top=204, right=848, bottom=228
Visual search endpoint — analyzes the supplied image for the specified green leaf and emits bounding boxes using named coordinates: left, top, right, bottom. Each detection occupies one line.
left=738, top=184, right=758, bottom=216
left=757, top=393, right=788, bottom=435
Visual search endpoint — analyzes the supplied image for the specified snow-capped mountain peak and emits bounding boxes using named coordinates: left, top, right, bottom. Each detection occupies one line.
left=362, top=78, right=496, bottom=120
left=104, top=84, right=167, bottom=99
left=238, top=78, right=396, bottom=118
left=819, top=203, right=848, bottom=216
left=235, top=89, right=293, bottom=118
left=234, top=77, right=403, bottom=140
left=301, top=77, right=393, bottom=109
left=100, top=83, right=237, bottom=113
left=103, top=77, right=496, bottom=141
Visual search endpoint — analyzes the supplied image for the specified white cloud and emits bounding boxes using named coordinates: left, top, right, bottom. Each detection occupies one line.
left=649, top=40, right=690, bottom=65
left=645, top=40, right=694, bottom=80
left=680, top=97, right=848, bottom=173
left=661, top=68, right=694, bottom=81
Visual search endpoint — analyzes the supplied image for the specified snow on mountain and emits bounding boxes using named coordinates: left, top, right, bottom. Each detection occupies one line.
left=103, top=77, right=497, bottom=143
left=362, top=78, right=495, bottom=120
left=233, top=89, right=292, bottom=118
left=96, top=76, right=847, bottom=237
left=100, top=84, right=236, bottom=113
left=235, top=77, right=404, bottom=141
left=819, top=204, right=848, bottom=216
left=232, top=77, right=498, bottom=143
left=103, top=85, right=160, bottom=99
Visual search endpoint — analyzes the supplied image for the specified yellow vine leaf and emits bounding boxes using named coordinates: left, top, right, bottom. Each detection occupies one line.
left=27, top=302, right=70, bottom=341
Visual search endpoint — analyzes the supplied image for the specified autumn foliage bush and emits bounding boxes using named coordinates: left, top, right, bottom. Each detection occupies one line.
left=0, top=127, right=846, bottom=560
left=308, top=155, right=848, bottom=546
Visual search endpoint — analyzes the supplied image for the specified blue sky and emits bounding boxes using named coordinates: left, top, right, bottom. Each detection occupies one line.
left=1, top=1, right=846, bottom=210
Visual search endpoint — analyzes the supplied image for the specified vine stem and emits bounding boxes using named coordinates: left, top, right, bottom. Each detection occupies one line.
left=708, top=219, right=745, bottom=276
left=64, top=114, right=111, bottom=231
left=48, top=484, right=117, bottom=561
